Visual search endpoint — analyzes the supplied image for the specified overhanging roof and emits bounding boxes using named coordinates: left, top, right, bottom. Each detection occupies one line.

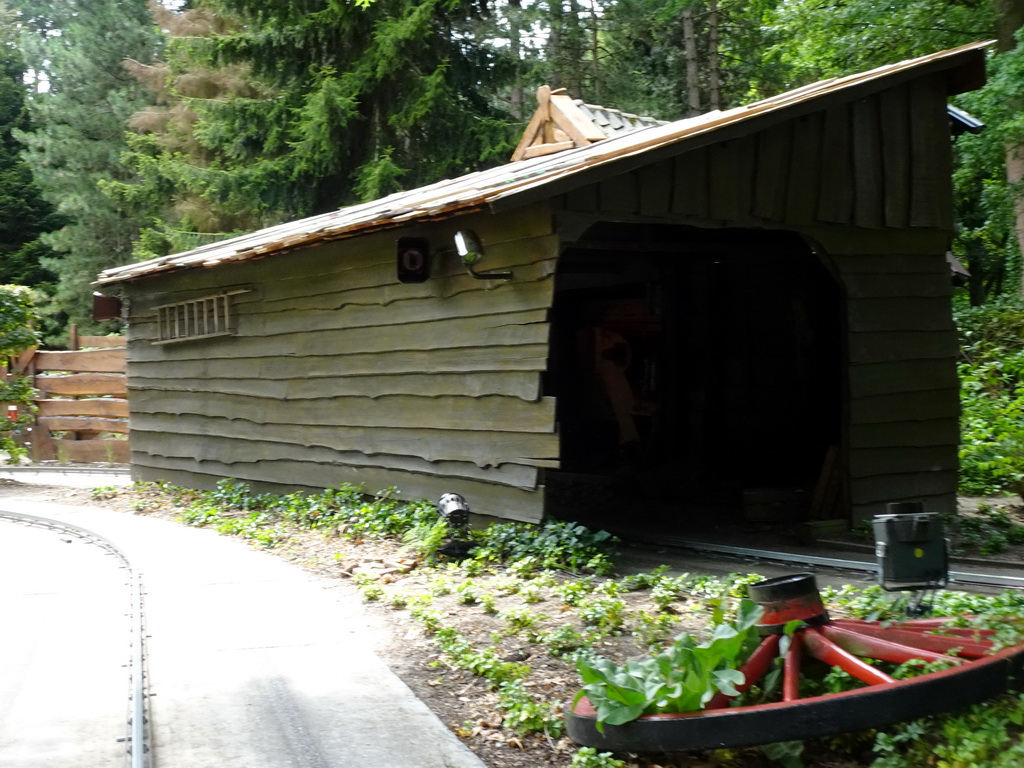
left=97, top=41, right=989, bottom=286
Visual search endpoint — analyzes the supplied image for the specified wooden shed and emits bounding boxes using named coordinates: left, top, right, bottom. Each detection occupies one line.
left=97, top=42, right=987, bottom=532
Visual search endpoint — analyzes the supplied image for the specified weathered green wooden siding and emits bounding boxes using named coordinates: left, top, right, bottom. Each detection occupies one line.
left=557, top=77, right=953, bottom=232
left=831, top=239, right=960, bottom=523
left=120, top=73, right=963, bottom=527
left=553, top=75, right=960, bottom=524
left=122, top=205, right=558, bottom=522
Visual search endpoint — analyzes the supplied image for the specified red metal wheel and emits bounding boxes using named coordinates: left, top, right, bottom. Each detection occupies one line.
left=566, top=575, right=1024, bottom=753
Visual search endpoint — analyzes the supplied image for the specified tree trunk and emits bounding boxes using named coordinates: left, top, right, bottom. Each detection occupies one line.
left=564, top=0, right=585, bottom=96
left=588, top=0, right=601, bottom=100
left=708, top=0, right=720, bottom=111
left=1007, top=146, right=1024, bottom=293
left=683, top=7, right=700, bottom=117
left=508, top=0, right=525, bottom=120
left=995, top=0, right=1024, bottom=291
left=995, top=0, right=1024, bottom=53
left=548, top=0, right=563, bottom=87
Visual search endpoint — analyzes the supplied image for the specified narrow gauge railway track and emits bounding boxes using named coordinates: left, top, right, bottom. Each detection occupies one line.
left=0, top=510, right=150, bottom=768
left=659, top=537, right=1024, bottom=592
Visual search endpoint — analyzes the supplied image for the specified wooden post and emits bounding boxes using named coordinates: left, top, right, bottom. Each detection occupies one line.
left=24, top=347, right=56, bottom=462
left=65, top=324, right=90, bottom=446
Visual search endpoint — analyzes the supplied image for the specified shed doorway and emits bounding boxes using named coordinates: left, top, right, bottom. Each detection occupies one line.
left=544, top=223, right=843, bottom=535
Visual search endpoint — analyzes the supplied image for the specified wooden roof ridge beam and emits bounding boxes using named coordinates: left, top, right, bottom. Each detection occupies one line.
left=511, top=85, right=607, bottom=162
left=547, top=92, right=608, bottom=145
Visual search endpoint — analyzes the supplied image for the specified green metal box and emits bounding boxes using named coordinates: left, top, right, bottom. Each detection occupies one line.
left=872, top=503, right=948, bottom=591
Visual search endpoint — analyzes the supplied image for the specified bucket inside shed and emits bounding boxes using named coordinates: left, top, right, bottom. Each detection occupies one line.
left=544, top=223, right=843, bottom=536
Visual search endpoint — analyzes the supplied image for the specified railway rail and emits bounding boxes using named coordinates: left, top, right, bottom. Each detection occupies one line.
left=0, top=510, right=150, bottom=768
left=655, top=536, right=1024, bottom=593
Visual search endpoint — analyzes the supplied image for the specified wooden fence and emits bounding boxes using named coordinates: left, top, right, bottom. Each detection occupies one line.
left=12, top=330, right=129, bottom=463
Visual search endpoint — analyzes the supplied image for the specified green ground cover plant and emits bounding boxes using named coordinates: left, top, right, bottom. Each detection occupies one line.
left=0, top=284, right=41, bottom=463
left=93, top=480, right=1024, bottom=768
left=573, top=599, right=763, bottom=729
left=956, top=295, right=1024, bottom=496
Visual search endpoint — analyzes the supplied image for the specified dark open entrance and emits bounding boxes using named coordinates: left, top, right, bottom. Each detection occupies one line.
left=544, top=223, right=844, bottom=536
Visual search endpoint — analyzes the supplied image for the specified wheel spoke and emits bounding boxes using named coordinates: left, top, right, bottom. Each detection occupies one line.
left=820, top=623, right=968, bottom=664
left=835, top=618, right=995, bottom=655
left=706, top=633, right=780, bottom=709
left=826, top=621, right=990, bottom=659
left=802, top=628, right=895, bottom=686
left=783, top=631, right=803, bottom=701
left=876, top=617, right=999, bottom=637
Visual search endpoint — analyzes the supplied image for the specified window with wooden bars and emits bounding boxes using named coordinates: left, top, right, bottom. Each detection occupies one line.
left=154, top=292, right=243, bottom=344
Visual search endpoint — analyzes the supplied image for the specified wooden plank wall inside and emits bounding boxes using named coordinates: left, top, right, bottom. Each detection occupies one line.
left=16, top=328, right=130, bottom=463
left=121, top=205, right=558, bottom=522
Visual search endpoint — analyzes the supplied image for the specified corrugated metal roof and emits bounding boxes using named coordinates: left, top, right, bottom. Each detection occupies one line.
left=573, top=100, right=667, bottom=137
left=97, top=41, right=989, bottom=286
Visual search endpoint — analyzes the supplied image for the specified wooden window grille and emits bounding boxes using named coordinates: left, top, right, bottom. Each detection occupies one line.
left=154, top=292, right=244, bottom=344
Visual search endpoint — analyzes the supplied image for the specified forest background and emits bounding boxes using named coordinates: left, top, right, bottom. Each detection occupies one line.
left=1, top=0, right=1023, bottom=494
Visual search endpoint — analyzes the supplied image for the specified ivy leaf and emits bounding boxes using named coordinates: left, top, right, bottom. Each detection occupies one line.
left=712, top=668, right=746, bottom=697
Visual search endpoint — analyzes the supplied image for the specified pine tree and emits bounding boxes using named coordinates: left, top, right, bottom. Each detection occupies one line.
left=114, top=0, right=520, bottom=258
left=0, top=3, right=60, bottom=289
left=12, top=0, right=158, bottom=330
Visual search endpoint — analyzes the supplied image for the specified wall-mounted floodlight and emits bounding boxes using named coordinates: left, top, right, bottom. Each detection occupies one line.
left=436, top=492, right=474, bottom=559
left=453, top=230, right=512, bottom=281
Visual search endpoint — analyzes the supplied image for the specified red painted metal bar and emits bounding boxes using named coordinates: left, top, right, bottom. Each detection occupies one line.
left=802, top=628, right=895, bottom=686
left=706, top=634, right=781, bottom=710
left=828, top=621, right=991, bottom=659
left=783, top=632, right=803, bottom=701
left=820, top=624, right=965, bottom=665
left=832, top=618, right=999, bottom=646
left=881, top=617, right=1000, bottom=636
left=929, top=627, right=999, bottom=639
left=831, top=618, right=997, bottom=637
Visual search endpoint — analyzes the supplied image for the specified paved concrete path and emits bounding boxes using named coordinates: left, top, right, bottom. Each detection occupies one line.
left=0, top=494, right=485, bottom=768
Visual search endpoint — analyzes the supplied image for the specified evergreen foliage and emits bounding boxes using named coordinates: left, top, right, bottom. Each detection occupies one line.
left=113, top=0, right=521, bottom=258
left=11, top=0, right=158, bottom=332
left=0, top=3, right=59, bottom=290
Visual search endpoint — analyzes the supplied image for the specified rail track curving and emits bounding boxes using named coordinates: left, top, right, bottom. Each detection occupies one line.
left=654, top=537, right=1024, bottom=592
left=0, top=510, right=150, bottom=768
